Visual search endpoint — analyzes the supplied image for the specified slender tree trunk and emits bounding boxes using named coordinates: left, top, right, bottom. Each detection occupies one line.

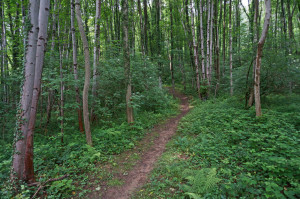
left=143, top=0, right=148, bottom=55
left=209, top=0, right=214, bottom=85
left=248, top=0, right=259, bottom=107
left=169, top=0, right=175, bottom=93
left=59, top=44, right=64, bottom=142
left=45, top=0, right=57, bottom=130
left=229, top=0, right=233, bottom=96
left=179, top=47, right=186, bottom=91
left=222, top=0, right=226, bottom=76
left=122, top=0, right=134, bottom=123
left=12, top=0, right=39, bottom=182
left=91, top=0, right=102, bottom=121
left=191, top=0, right=201, bottom=99
left=254, top=0, right=271, bottom=117
left=206, top=0, right=211, bottom=84
left=199, top=0, right=206, bottom=81
left=71, top=0, right=84, bottom=132
left=75, top=0, right=92, bottom=145
left=24, top=0, right=50, bottom=183
left=138, top=0, right=145, bottom=54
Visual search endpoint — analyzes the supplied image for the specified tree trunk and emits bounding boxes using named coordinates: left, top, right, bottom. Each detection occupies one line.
left=199, top=0, right=206, bottom=81
left=75, top=0, right=92, bottom=145
left=222, top=0, right=226, bottom=76
left=229, top=0, right=233, bottom=96
left=206, top=0, right=211, bottom=84
left=137, top=0, right=145, bottom=55
left=91, top=0, right=102, bottom=121
left=169, top=0, right=175, bottom=93
left=254, top=0, right=271, bottom=117
left=71, top=0, right=84, bottom=132
left=143, top=0, right=148, bottom=55
left=190, top=0, right=201, bottom=99
left=24, top=0, right=50, bottom=183
left=209, top=0, right=214, bottom=85
left=12, top=0, right=39, bottom=182
left=122, top=0, right=134, bottom=124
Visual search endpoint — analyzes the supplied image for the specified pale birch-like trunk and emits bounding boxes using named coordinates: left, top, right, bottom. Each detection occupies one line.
left=91, top=0, right=101, bottom=121
left=75, top=0, right=93, bottom=145
left=12, top=0, right=39, bottom=182
left=254, top=0, right=271, bottom=117
left=169, top=0, right=175, bottom=94
left=190, top=0, right=201, bottom=99
left=229, top=0, right=233, bottom=96
left=59, top=44, right=64, bottom=142
left=71, top=0, right=84, bottom=132
left=199, top=0, right=205, bottom=80
left=122, top=0, right=134, bottom=123
left=209, top=0, right=214, bottom=84
left=206, top=0, right=211, bottom=84
left=24, top=0, right=50, bottom=183
left=45, top=0, right=57, bottom=129
left=137, top=0, right=145, bottom=55
left=248, top=0, right=259, bottom=107
left=143, top=0, right=148, bottom=55
left=222, top=0, right=226, bottom=76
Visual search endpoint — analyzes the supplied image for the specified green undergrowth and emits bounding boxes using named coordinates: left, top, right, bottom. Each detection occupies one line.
left=0, top=92, right=179, bottom=198
left=134, top=94, right=300, bottom=199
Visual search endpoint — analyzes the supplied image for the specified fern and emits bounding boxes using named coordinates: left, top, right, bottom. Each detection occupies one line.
left=181, top=168, right=220, bottom=198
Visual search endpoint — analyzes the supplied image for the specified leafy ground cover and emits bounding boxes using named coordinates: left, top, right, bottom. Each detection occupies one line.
left=0, top=91, right=179, bottom=198
left=134, top=94, right=300, bottom=199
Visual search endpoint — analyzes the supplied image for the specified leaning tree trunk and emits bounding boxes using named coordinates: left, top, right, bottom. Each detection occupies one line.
left=24, top=0, right=50, bottom=183
left=122, top=0, right=134, bottom=123
left=12, top=0, right=39, bottom=182
left=254, top=0, right=271, bottom=117
left=75, top=0, right=93, bottom=145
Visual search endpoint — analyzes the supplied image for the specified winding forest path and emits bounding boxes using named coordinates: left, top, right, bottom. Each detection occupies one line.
left=101, top=90, right=190, bottom=199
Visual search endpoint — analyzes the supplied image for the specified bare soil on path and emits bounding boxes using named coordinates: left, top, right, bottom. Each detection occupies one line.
left=100, top=90, right=190, bottom=199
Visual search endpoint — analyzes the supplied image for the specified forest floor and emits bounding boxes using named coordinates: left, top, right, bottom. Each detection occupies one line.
left=86, top=89, right=190, bottom=199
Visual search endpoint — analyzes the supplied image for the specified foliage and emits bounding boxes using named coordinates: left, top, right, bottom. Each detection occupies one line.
left=135, top=94, right=300, bottom=198
left=0, top=87, right=178, bottom=198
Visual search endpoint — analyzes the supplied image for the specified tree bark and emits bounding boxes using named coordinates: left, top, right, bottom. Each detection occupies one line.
left=199, top=0, right=206, bottom=81
left=12, top=0, right=39, bottom=182
left=169, top=0, right=175, bottom=94
left=254, top=0, right=271, bottom=117
left=122, top=0, right=134, bottom=123
left=143, top=0, right=148, bottom=55
left=137, top=0, right=145, bottom=55
left=209, top=0, right=214, bottom=85
left=222, top=0, right=226, bottom=76
left=206, top=0, right=211, bottom=84
left=75, top=0, right=93, bottom=145
left=24, top=0, right=50, bottom=183
left=229, top=0, right=233, bottom=96
left=91, top=0, right=102, bottom=121
left=71, top=0, right=84, bottom=132
left=191, top=0, right=201, bottom=99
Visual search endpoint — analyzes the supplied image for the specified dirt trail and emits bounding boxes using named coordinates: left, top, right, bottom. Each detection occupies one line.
left=101, top=90, right=190, bottom=199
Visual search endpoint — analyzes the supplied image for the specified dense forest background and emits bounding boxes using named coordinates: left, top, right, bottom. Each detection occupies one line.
left=0, top=0, right=299, bottom=198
